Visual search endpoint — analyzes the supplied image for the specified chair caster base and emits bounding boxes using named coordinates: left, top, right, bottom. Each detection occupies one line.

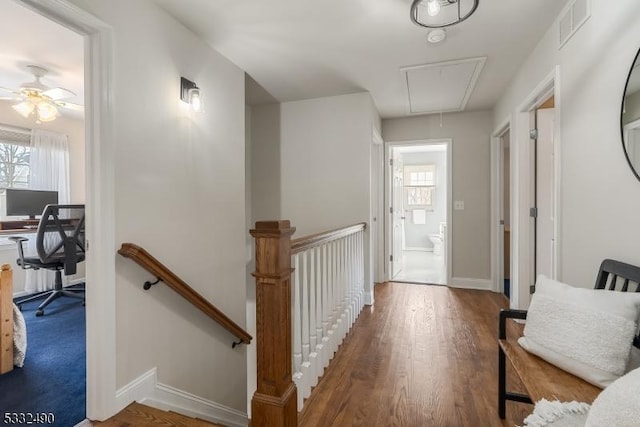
left=36, top=310, right=44, bottom=317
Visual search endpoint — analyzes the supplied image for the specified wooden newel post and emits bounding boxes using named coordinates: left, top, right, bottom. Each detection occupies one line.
left=250, top=221, right=298, bottom=427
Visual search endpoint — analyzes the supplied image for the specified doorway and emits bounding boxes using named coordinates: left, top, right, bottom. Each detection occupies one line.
left=17, top=0, right=117, bottom=422
left=0, top=1, right=88, bottom=425
left=532, top=96, right=556, bottom=281
left=492, top=122, right=513, bottom=298
left=386, top=141, right=451, bottom=285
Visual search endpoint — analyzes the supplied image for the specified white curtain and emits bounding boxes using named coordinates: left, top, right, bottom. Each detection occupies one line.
left=25, top=130, right=71, bottom=293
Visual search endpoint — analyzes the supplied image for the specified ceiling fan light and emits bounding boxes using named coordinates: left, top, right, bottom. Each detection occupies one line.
left=37, top=102, right=58, bottom=122
left=12, top=102, right=35, bottom=118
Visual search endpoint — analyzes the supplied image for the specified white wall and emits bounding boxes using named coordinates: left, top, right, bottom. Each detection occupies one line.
left=68, top=0, right=248, bottom=413
left=494, top=0, right=640, bottom=295
left=280, top=92, right=379, bottom=303
left=280, top=93, right=374, bottom=236
left=400, top=151, right=447, bottom=250
left=383, top=111, right=494, bottom=280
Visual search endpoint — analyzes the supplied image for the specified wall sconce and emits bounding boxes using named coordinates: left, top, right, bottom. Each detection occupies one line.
left=180, top=77, right=203, bottom=112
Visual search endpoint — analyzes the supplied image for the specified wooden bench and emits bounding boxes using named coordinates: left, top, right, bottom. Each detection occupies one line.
left=498, top=259, right=640, bottom=419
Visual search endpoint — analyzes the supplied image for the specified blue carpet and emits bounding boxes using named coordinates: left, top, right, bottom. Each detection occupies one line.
left=0, top=294, right=86, bottom=427
left=504, top=279, right=510, bottom=298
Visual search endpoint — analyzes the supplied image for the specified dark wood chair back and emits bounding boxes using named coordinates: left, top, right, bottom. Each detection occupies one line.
left=594, top=258, right=640, bottom=348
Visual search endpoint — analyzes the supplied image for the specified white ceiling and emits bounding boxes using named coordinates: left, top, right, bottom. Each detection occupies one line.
left=153, top=0, right=569, bottom=118
left=0, top=0, right=84, bottom=120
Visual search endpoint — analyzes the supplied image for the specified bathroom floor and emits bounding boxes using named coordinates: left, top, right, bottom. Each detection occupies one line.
left=392, top=250, right=446, bottom=285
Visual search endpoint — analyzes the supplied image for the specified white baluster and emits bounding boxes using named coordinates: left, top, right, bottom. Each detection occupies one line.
left=330, top=240, right=339, bottom=356
left=308, top=247, right=320, bottom=386
left=292, top=254, right=303, bottom=410
left=301, top=251, right=312, bottom=399
left=314, top=246, right=325, bottom=374
left=321, top=243, right=331, bottom=364
left=360, top=230, right=365, bottom=310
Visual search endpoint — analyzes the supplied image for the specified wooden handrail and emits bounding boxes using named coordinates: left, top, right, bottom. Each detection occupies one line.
left=291, top=222, right=366, bottom=255
left=118, top=243, right=252, bottom=347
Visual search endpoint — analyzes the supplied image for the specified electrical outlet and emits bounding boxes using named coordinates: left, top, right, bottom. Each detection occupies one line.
left=454, top=200, right=465, bottom=210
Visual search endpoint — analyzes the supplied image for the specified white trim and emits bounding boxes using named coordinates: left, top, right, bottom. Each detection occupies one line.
left=490, top=117, right=511, bottom=295
left=115, top=368, right=157, bottom=412
left=115, top=368, right=248, bottom=427
left=73, top=420, right=92, bottom=427
left=16, top=0, right=117, bottom=420
left=146, top=382, right=248, bottom=427
left=384, top=139, right=452, bottom=287
left=450, top=277, right=493, bottom=291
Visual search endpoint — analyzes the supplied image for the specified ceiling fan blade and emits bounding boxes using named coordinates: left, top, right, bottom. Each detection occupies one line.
left=0, top=96, right=21, bottom=101
left=42, top=87, right=76, bottom=100
left=0, top=86, right=20, bottom=95
left=55, top=100, right=84, bottom=112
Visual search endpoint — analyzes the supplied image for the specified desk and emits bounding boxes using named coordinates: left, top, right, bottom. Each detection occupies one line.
left=0, top=220, right=39, bottom=231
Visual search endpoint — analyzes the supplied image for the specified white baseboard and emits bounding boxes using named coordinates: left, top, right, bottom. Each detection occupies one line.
left=364, top=291, right=374, bottom=305
left=115, top=367, right=248, bottom=427
left=450, top=277, right=493, bottom=291
left=115, top=367, right=157, bottom=413
left=74, top=419, right=92, bottom=427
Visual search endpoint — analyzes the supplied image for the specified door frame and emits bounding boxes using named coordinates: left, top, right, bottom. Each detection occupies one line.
left=508, top=66, right=561, bottom=309
left=17, top=0, right=117, bottom=420
left=384, top=139, right=452, bottom=285
left=490, top=118, right=511, bottom=294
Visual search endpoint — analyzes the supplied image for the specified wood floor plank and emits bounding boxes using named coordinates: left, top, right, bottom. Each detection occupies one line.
left=299, top=282, right=532, bottom=426
left=90, top=402, right=222, bottom=427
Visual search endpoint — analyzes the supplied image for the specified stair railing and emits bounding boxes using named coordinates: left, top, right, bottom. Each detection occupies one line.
left=250, top=221, right=366, bottom=426
left=118, top=243, right=252, bottom=347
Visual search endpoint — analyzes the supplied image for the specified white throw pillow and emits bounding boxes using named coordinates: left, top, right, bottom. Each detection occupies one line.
left=585, top=367, right=640, bottom=427
left=518, top=275, right=640, bottom=388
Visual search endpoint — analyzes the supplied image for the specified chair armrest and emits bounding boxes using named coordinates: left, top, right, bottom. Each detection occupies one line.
left=499, top=309, right=528, bottom=340
left=9, top=236, right=29, bottom=269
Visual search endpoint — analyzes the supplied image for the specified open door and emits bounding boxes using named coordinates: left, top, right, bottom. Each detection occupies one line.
left=535, top=107, right=555, bottom=279
left=391, top=153, right=404, bottom=278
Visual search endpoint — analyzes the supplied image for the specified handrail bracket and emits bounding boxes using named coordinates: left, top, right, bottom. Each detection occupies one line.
left=143, top=277, right=162, bottom=290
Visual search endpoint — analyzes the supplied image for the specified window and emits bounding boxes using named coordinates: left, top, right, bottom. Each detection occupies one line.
left=0, top=128, right=31, bottom=188
left=404, top=164, right=435, bottom=207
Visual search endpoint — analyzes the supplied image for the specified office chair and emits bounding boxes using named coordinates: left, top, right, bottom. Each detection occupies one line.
left=11, top=204, right=86, bottom=316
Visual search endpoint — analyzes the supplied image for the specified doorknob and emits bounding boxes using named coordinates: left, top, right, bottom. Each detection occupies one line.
left=401, top=216, right=406, bottom=220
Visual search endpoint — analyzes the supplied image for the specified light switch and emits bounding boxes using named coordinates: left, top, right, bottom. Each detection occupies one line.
left=454, top=200, right=465, bottom=210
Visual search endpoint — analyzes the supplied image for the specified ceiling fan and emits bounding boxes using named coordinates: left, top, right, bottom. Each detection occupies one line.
left=0, top=65, right=83, bottom=123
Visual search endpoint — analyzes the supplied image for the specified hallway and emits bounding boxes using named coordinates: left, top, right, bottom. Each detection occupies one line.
left=299, top=282, right=530, bottom=426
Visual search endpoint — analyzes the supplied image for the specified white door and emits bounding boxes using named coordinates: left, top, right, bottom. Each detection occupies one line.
left=391, top=154, right=404, bottom=278
left=536, top=108, right=555, bottom=278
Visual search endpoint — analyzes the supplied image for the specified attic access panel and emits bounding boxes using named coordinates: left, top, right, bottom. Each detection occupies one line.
left=401, top=57, right=486, bottom=115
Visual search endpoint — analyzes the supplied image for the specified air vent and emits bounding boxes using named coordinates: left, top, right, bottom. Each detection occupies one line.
left=559, top=0, right=590, bottom=48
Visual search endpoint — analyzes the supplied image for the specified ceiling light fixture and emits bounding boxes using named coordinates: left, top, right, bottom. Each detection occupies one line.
left=410, top=0, right=479, bottom=29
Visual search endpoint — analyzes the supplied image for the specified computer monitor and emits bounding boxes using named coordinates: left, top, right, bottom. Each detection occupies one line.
left=5, top=188, right=59, bottom=219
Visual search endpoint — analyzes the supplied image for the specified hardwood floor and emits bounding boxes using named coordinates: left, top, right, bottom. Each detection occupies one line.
left=89, top=402, right=222, bottom=426
left=299, top=282, right=532, bottom=427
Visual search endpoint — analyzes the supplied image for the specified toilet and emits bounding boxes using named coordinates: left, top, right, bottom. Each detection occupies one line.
left=428, top=222, right=447, bottom=256
left=429, top=234, right=443, bottom=256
